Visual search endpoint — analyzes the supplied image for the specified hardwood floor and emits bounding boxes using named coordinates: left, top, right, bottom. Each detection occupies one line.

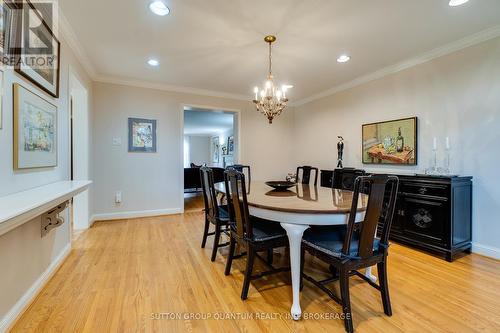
left=10, top=204, right=500, bottom=332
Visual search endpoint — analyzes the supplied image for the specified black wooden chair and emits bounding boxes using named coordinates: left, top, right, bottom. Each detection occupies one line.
left=223, top=168, right=290, bottom=300
left=300, top=174, right=399, bottom=333
left=231, top=164, right=251, bottom=188
left=200, top=167, right=230, bottom=261
left=296, top=166, right=319, bottom=186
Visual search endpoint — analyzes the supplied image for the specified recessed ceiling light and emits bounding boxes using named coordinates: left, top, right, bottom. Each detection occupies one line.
left=149, top=1, right=170, bottom=16
left=337, top=55, right=351, bottom=63
left=147, top=59, right=160, bottom=67
left=449, top=0, right=469, bottom=6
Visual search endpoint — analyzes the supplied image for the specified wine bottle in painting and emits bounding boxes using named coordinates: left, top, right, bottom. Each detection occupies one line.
left=396, top=127, right=404, bottom=152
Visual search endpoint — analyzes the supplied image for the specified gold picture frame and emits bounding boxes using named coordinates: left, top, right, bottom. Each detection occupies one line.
left=13, top=83, right=57, bottom=169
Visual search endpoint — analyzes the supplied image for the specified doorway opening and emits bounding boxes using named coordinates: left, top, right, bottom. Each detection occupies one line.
left=182, top=106, right=240, bottom=212
left=69, top=71, right=90, bottom=238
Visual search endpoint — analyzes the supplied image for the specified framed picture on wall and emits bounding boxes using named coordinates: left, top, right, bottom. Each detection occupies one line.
left=211, top=136, right=219, bottom=163
left=12, top=0, right=61, bottom=98
left=0, top=69, right=3, bottom=128
left=362, top=117, right=417, bottom=165
left=128, top=117, right=157, bottom=153
left=13, top=83, right=57, bottom=169
left=227, top=135, right=234, bottom=155
left=0, top=0, right=14, bottom=63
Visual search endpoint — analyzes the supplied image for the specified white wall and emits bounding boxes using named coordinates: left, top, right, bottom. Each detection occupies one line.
left=293, top=37, right=500, bottom=258
left=186, top=135, right=211, bottom=166
left=0, top=37, right=93, bottom=329
left=91, top=82, right=295, bottom=218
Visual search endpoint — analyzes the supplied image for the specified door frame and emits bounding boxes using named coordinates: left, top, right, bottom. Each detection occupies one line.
left=68, top=67, right=90, bottom=233
left=179, top=104, right=241, bottom=212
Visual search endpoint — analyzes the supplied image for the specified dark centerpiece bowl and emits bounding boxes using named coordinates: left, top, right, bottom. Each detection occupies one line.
left=265, top=181, right=296, bottom=191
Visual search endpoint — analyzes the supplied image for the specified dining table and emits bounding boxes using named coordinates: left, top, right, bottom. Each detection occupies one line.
left=215, top=181, right=373, bottom=320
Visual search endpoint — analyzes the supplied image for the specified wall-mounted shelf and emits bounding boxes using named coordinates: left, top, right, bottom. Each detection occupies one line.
left=0, top=180, right=92, bottom=237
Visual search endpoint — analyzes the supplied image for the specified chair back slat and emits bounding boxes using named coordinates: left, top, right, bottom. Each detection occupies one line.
left=296, top=166, right=319, bottom=186
left=343, top=175, right=399, bottom=259
left=224, top=169, right=253, bottom=240
left=200, top=167, right=220, bottom=221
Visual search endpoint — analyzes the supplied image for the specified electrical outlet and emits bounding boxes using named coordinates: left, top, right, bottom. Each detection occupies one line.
left=115, top=191, right=122, bottom=204
left=112, top=137, right=122, bottom=146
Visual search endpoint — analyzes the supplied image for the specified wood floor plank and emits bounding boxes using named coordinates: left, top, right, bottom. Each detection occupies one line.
left=10, top=197, right=500, bottom=333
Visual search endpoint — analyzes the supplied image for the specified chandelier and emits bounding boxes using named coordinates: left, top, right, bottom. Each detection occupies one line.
left=252, top=35, right=290, bottom=124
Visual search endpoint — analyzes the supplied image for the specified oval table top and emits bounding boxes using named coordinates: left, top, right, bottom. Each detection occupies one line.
left=215, top=181, right=368, bottom=215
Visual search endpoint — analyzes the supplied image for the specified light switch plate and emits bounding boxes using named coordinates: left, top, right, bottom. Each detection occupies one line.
left=112, top=137, right=122, bottom=146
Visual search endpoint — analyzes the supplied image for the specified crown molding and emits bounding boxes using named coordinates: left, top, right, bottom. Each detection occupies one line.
left=293, top=25, right=500, bottom=107
left=58, top=7, right=97, bottom=79
left=94, top=75, right=250, bottom=101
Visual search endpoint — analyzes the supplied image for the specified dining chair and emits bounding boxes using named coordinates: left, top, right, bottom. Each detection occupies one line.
left=223, top=168, right=290, bottom=300
left=296, top=166, right=319, bottom=186
left=230, top=164, right=251, bottom=187
left=199, top=167, right=230, bottom=261
left=332, top=168, right=366, bottom=191
left=300, top=174, right=399, bottom=333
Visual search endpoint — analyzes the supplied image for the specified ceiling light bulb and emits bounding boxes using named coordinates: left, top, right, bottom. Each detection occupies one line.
left=337, top=55, right=351, bottom=63
left=149, top=1, right=170, bottom=16
left=449, top=0, right=469, bottom=6
left=147, top=59, right=160, bottom=66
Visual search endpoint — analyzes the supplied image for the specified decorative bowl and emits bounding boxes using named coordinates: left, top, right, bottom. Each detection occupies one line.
left=265, top=181, right=296, bottom=191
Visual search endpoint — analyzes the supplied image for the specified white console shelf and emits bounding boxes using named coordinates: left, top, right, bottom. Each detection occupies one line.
left=0, top=180, right=91, bottom=237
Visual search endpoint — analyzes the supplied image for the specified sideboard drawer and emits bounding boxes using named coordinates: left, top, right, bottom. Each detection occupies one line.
left=400, top=181, right=449, bottom=199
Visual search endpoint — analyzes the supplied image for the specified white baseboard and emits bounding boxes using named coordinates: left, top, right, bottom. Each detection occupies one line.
left=0, top=244, right=71, bottom=333
left=90, top=208, right=183, bottom=223
left=472, top=242, right=500, bottom=260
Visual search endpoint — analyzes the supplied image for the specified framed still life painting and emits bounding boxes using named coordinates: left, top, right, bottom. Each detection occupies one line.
left=128, top=117, right=157, bottom=153
left=362, top=117, right=417, bottom=165
left=13, top=83, right=57, bottom=169
left=12, top=0, right=61, bottom=98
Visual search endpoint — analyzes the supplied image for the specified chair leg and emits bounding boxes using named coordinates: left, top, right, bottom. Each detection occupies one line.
left=211, top=224, right=221, bottom=262
left=201, top=216, right=210, bottom=248
left=377, top=261, right=392, bottom=316
left=339, top=269, right=354, bottom=333
left=300, top=246, right=305, bottom=291
left=266, top=249, right=273, bottom=265
left=225, top=236, right=236, bottom=276
left=241, top=246, right=255, bottom=300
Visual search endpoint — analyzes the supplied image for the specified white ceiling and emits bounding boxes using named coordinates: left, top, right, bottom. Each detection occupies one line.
left=184, top=109, right=234, bottom=136
left=59, top=0, right=500, bottom=102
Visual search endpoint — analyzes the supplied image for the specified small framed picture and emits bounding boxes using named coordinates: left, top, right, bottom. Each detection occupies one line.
left=128, top=117, right=157, bottom=153
left=13, top=83, right=57, bottom=169
left=0, top=69, right=3, bottom=128
left=211, top=136, right=219, bottom=163
left=227, top=135, right=234, bottom=155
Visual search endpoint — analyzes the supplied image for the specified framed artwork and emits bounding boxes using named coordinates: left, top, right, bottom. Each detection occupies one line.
left=227, top=135, right=234, bottom=155
left=13, top=83, right=57, bottom=169
left=362, top=117, right=417, bottom=165
left=211, top=136, right=219, bottom=163
left=128, top=117, right=157, bottom=152
left=0, top=0, right=13, bottom=62
left=12, top=0, right=61, bottom=98
left=0, top=69, right=3, bottom=128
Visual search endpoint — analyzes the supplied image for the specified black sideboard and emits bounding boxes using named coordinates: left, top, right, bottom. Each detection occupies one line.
left=321, top=170, right=473, bottom=262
